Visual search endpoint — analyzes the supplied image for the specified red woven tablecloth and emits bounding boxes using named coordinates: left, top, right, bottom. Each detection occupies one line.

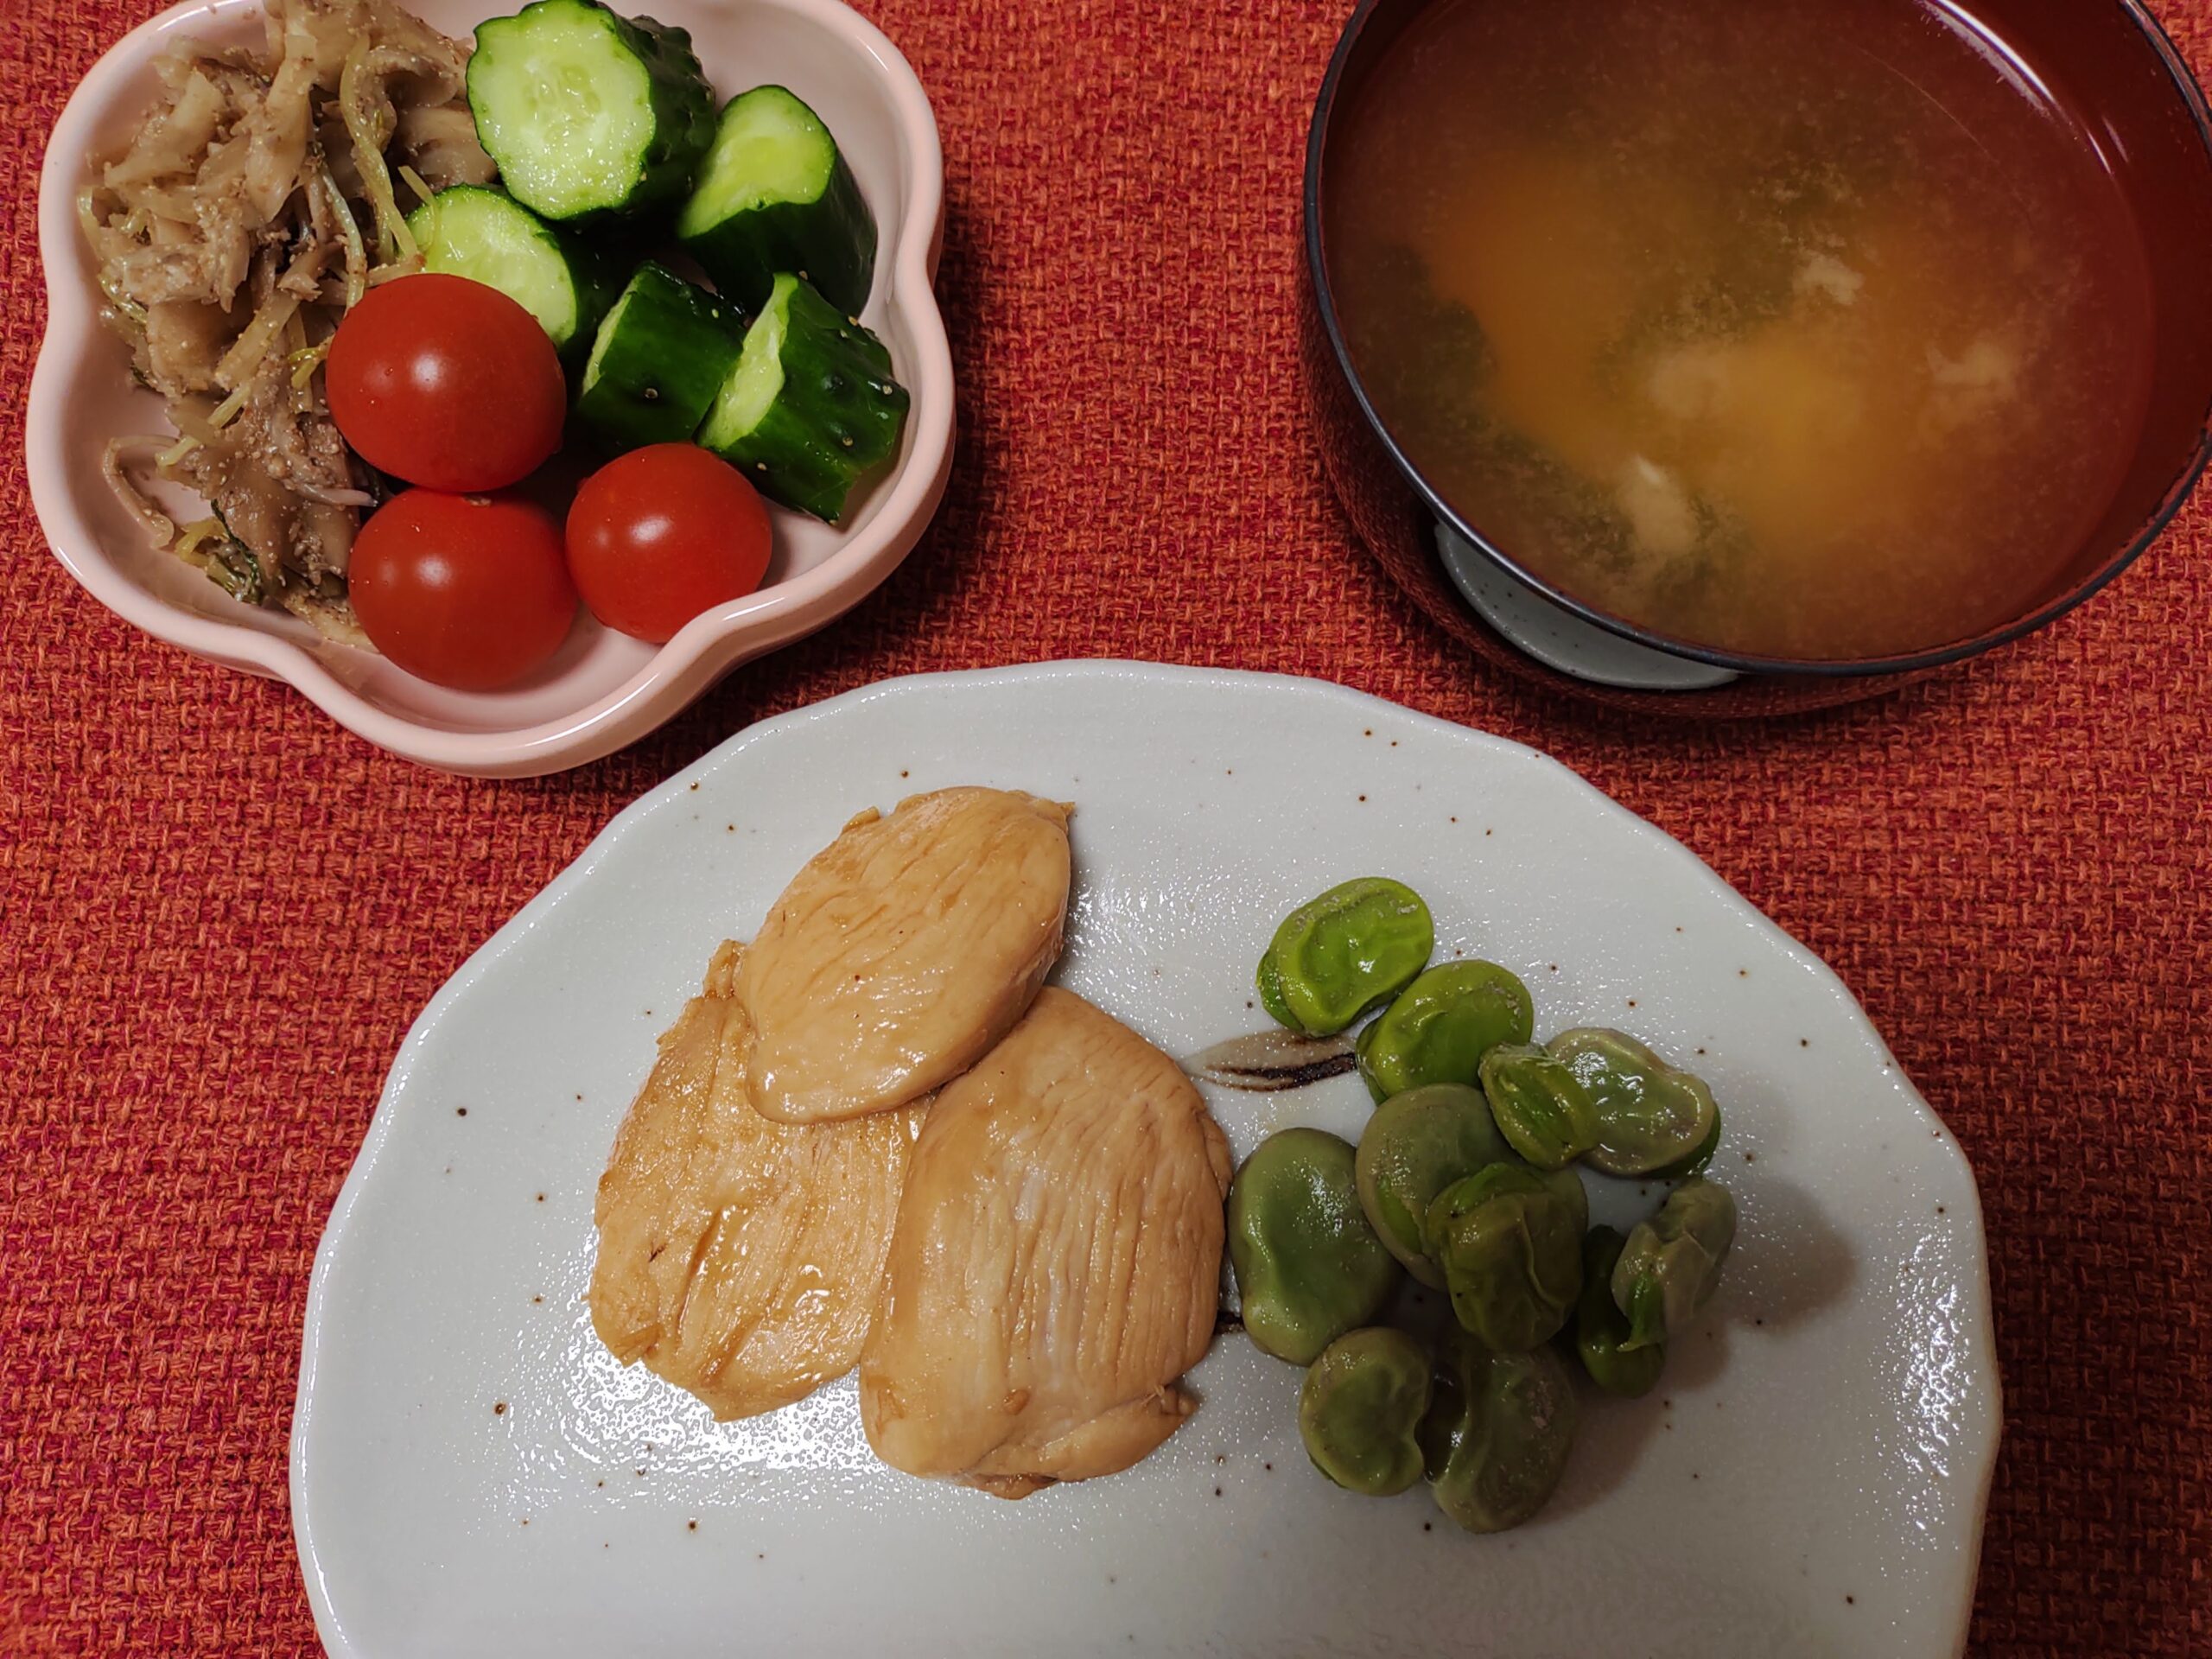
left=3, top=0, right=2209, bottom=1650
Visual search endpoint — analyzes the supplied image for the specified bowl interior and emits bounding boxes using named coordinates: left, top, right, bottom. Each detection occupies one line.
left=38, top=0, right=940, bottom=741
left=1307, top=0, right=2212, bottom=677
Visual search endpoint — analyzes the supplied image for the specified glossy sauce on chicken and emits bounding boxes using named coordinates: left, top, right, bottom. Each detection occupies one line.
left=740, top=788, right=1073, bottom=1124
left=590, top=943, right=925, bottom=1420
left=860, top=988, right=1233, bottom=1497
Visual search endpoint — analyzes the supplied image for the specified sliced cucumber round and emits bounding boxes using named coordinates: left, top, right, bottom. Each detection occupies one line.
left=677, top=85, right=877, bottom=315
left=467, top=0, right=715, bottom=222
left=576, top=262, right=746, bottom=453
left=697, top=272, right=909, bottom=524
left=406, top=186, right=614, bottom=354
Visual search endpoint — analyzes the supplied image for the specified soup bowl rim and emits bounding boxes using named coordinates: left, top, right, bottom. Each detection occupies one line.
left=1302, top=0, right=2212, bottom=679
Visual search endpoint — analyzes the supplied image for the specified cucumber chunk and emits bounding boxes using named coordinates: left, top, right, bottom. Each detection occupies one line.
left=467, top=0, right=715, bottom=221
left=677, top=86, right=877, bottom=315
left=405, top=186, right=614, bottom=353
left=697, top=272, right=908, bottom=523
left=575, top=262, right=746, bottom=453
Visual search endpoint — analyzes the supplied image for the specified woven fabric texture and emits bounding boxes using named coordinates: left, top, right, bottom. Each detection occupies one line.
left=3, top=0, right=2209, bottom=1651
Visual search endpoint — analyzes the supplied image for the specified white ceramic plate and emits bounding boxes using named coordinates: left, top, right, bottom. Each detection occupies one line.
left=293, top=663, right=1999, bottom=1656
left=30, top=0, right=953, bottom=777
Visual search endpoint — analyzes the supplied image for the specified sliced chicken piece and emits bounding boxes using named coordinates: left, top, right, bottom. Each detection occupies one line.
left=589, top=942, right=925, bottom=1420
left=859, top=988, right=1234, bottom=1497
left=740, top=788, right=1073, bottom=1124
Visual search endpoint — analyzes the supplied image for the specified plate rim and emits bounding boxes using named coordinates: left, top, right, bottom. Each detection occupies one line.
left=289, top=659, right=2002, bottom=1654
left=29, top=0, right=957, bottom=778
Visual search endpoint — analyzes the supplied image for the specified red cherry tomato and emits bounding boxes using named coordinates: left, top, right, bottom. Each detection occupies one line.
left=564, top=444, right=773, bottom=644
left=349, top=490, right=576, bottom=690
left=326, top=274, right=566, bottom=492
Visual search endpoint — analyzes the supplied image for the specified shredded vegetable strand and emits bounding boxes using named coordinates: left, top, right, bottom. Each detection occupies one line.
left=103, top=437, right=179, bottom=545
left=207, top=380, right=255, bottom=429
left=174, top=515, right=263, bottom=604
left=75, top=186, right=106, bottom=249
left=292, top=479, right=377, bottom=508
left=340, top=39, right=410, bottom=264
left=319, top=167, right=370, bottom=310
left=172, top=515, right=226, bottom=559
left=98, top=270, right=149, bottom=328
left=212, top=290, right=299, bottom=394
left=83, top=0, right=486, bottom=642
left=289, top=341, right=331, bottom=389
left=154, top=387, right=246, bottom=470
left=165, top=404, right=225, bottom=447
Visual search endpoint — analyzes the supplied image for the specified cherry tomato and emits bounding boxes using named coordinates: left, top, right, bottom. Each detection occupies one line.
left=326, top=274, right=566, bottom=492
left=564, top=445, right=773, bottom=643
left=349, top=490, right=576, bottom=690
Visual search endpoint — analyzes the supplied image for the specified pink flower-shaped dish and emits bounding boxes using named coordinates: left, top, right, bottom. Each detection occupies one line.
left=30, top=0, right=953, bottom=776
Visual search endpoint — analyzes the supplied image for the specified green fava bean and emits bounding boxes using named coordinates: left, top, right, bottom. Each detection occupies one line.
left=1541, top=1162, right=1589, bottom=1239
left=1549, top=1027, right=1721, bottom=1178
left=1298, top=1327, right=1433, bottom=1496
left=1354, top=1084, right=1516, bottom=1287
left=1357, top=960, right=1535, bottom=1101
left=1229, top=1128, right=1404, bottom=1365
left=1255, top=950, right=1294, bottom=1028
left=1646, top=1104, right=1722, bottom=1180
left=1612, top=1176, right=1738, bottom=1351
left=1575, top=1226, right=1664, bottom=1397
left=1478, top=1043, right=1600, bottom=1170
left=1423, top=1163, right=1582, bottom=1351
left=1258, top=878, right=1434, bottom=1037
left=1421, top=1325, right=1579, bottom=1534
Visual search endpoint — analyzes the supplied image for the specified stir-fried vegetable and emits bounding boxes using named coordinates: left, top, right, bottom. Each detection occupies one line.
left=82, top=0, right=911, bottom=683
left=82, top=0, right=493, bottom=639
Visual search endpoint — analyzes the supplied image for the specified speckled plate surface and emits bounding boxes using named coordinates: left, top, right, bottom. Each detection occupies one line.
left=291, top=662, right=1999, bottom=1657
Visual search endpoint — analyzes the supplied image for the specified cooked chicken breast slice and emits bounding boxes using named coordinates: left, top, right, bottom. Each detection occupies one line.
left=740, top=788, right=1072, bottom=1124
left=589, top=942, right=925, bottom=1420
left=859, top=987, right=1233, bottom=1497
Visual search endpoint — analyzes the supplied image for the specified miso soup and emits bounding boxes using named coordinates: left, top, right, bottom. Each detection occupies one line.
left=1326, top=0, right=2157, bottom=661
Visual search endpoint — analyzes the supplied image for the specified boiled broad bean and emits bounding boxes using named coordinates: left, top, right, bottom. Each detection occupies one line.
left=1611, top=1177, right=1738, bottom=1351
left=1549, top=1027, right=1720, bottom=1178
left=1357, top=960, right=1535, bottom=1100
left=1574, top=1225, right=1664, bottom=1396
left=1478, top=1042, right=1600, bottom=1170
left=1229, top=1128, right=1404, bottom=1364
left=1421, top=1325, right=1579, bottom=1533
left=1423, top=1162, right=1582, bottom=1351
left=1353, top=1083, right=1514, bottom=1286
left=1297, top=1327, right=1433, bottom=1496
left=1257, top=878, right=1434, bottom=1037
